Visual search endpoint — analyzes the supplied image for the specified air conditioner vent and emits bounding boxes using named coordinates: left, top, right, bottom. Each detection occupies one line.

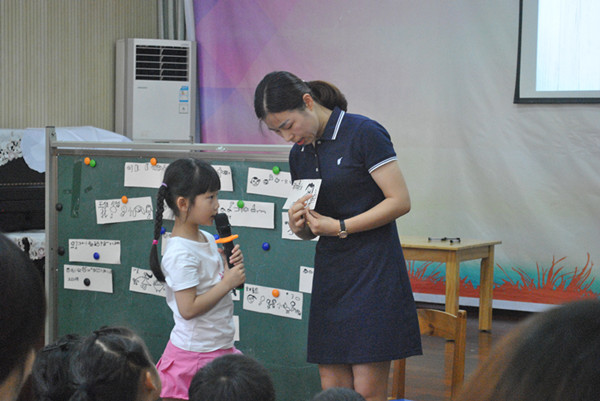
left=135, top=45, right=189, bottom=81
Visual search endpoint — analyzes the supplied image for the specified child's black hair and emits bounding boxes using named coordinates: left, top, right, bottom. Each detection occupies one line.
left=69, top=326, right=154, bottom=401
left=188, top=354, right=276, bottom=401
left=0, top=231, right=46, bottom=387
left=149, top=158, right=221, bottom=282
left=31, top=333, right=83, bottom=401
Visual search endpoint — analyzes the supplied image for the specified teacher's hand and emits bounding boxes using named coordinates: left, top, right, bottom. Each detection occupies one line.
left=288, top=194, right=313, bottom=236
left=304, top=209, right=338, bottom=237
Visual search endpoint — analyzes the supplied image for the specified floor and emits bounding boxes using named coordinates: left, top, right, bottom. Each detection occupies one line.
left=387, top=303, right=532, bottom=401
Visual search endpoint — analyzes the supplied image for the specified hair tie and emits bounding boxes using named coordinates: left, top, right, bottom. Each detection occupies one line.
left=152, top=239, right=158, bottom=245
left=160, top=182, right=168, bottom=188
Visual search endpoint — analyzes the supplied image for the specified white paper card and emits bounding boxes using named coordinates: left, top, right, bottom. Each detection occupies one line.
left=281, top=212, right=319, bottom=241
left=218, top=200, right=275, bottom=229
left=213, top=165, right=234, bottom=192
left=243, top=283, right=303, bottom=320
left=160, top=232, right=172, bottom=256
left=129, top=267, right=166, bottom=297
left=233, top=315, right=240, bottom=342
left=299, top=266, right=314, bottom=294
left=283, top=179, right=322, bottom=210
left=68, top=239, right=121, bottom=264
left=95, top=196, right=154, bottom=224
left=64, top=264, right=113, bottom=293
left=246, top=167, right=292, bottom=198
left=124, top=162, right=168, bottom=188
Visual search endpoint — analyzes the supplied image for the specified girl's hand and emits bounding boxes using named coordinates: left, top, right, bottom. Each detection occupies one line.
left=228, top=244, right=244, bottom=266
left=220, top=245, right=245, bottom=289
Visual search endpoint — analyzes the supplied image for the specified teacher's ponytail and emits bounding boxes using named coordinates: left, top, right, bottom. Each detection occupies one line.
left=306, top=80, right=347, bottom=112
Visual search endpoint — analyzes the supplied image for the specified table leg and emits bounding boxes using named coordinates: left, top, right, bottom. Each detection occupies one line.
left=445, top=252, right=460, bottom=316
left=478, top=246, right=495, bottom=331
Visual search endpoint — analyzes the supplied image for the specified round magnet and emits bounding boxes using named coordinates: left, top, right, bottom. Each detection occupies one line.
left=84, top=278, right=91, bottom=286
left=89, top=159, right=96, bottom=168
left=161, top=227, right=166, bottom=235
left=262, top=242, right=270, bottom=251
left=272, top=166, right=280, bottom=175
left=272, top=289, right=280, bottom=298
left=121, top=196, right=128, bottom=204
left=84, top=157, right=91, bottom=165
left=237, top=200, right=244, bottom=208
left=93, top=252, right=100, bottom=260
left=150, top=157, right=157, bottom=165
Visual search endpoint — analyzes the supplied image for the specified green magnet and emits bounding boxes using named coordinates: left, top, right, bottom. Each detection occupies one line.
left=237, top=200, right=244, bottom=208
left=89, top=159, right=96, bottom=168
left=272, top=166, right=280, bottom=175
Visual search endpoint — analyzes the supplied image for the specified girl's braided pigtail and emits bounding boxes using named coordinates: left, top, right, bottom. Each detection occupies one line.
left=149, top=183, right=167, bottom=282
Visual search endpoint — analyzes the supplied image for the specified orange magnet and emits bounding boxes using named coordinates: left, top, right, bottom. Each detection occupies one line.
left=272, top=289, right=280, bottom=298
left=121, top=196, right=128, bottom=204
left=150, top=157, right=157, bottom=166
left=84, top=157, right=91, bottom=165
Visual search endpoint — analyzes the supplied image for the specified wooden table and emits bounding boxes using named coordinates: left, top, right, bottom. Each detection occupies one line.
left=400, top=236, right=501, bottom=331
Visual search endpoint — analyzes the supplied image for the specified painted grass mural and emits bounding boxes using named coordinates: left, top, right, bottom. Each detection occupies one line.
left=407, top=253, right=597, bottom=305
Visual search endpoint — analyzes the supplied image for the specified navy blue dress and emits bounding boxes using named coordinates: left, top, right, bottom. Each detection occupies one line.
left=290, top=108, right=422, bottom=364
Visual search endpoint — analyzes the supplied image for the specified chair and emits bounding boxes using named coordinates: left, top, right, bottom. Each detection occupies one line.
left=390, top=308, right=467, bottom=400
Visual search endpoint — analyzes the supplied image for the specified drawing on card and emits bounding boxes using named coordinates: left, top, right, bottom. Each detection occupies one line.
left=246, top=167, right=292, bottom=198
left=218, top=200, right=275, bottom=229
left=124, top=162, right=168, bottom=188
left=213, top=165, right=233, bottom=192
left=243, top=284, right=303, bottom=320
left=64, top=264, right=113, bottom=293
left=69, top=239, right=121, bottom=264
left=283, top=179, right=322, bottom=210
left=129, top=267, right=166, bottom=297
left=95, top=196, right=154, bottom=224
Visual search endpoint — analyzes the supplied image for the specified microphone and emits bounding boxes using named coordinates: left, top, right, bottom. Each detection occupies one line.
left=214, top=213, right=243, bottom=290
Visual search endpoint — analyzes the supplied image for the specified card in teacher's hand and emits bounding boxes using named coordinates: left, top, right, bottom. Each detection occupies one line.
left=283, top=179, right=322, bottom=210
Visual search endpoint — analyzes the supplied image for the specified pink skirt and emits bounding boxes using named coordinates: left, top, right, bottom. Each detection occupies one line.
left=156, top=340, right=242, bottom=400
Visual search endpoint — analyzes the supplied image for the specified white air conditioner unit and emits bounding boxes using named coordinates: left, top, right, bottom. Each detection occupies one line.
left=115, top=38, right=196, bottom=142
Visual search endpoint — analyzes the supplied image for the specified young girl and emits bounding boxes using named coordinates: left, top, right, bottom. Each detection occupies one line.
left=70, top=326, right=161, bottom=401
left=149, top=158, right=246, bottom=401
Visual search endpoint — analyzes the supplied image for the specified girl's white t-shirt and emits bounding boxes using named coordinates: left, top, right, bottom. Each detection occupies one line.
left=160, top=230, right=235, bottom=352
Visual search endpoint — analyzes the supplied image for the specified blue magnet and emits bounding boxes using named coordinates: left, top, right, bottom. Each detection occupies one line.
left=93, top=252, right=100, bottom=260
left=161, top=227, right=166, bottom=235
left=214, top=234, right=220, bottom=240
left=262, top=242, right=270, bottom=251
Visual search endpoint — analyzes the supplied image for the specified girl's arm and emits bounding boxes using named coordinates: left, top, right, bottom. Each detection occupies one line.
left=174, top=245, right=245, bottom=320
left=305, top=161, right=410, bottom=236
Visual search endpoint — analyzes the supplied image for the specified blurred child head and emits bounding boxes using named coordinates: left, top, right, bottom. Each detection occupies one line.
left=0, top=232, right=46, bottom=401
left=188, top=354, right=275, bottom=401
left=457, top=299, right=600, bottom=401
left=31, top=334, right=82, bottom=401
left=70, top=326, right=161, bottom=401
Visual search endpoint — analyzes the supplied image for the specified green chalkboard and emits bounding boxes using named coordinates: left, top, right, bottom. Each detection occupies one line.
left=47, top=140, right=321, bottom=401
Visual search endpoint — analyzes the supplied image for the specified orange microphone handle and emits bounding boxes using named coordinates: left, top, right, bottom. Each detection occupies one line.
left=215, top=234, right=239, bottom=244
